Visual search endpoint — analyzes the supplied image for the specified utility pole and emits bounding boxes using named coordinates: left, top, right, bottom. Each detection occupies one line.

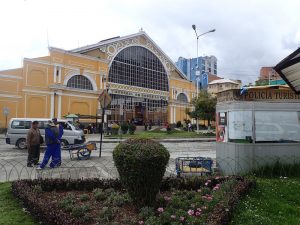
left=192, top=25, right=215, bottom=133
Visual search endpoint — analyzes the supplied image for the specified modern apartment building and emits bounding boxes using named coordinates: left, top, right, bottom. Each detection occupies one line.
left=175, top=56, right=217, bottom=89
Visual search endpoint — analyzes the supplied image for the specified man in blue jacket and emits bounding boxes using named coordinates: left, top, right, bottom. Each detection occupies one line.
left=38, top=119, right=64, bottom=169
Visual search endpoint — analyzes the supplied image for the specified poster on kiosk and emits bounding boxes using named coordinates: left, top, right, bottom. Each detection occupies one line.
left=216, top=112, right=227, bottom=142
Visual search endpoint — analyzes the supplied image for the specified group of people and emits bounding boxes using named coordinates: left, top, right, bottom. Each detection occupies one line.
left=26, top=118, right=64, bottom=169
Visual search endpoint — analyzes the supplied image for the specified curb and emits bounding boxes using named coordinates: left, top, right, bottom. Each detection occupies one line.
left=87, top=138, right=216, bottom=143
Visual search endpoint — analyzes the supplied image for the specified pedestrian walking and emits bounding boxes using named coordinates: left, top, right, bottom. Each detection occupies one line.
left=188, top=122, right=192, bottom=132
left=52, top=118, right=63, bottom=165
left=144, top=120, right=148, bottom=131
left=107, top=121, right=112, bottom=135
left=38, top=119, right=63, bottom=169
left=26, top=121, right=42, bottom=167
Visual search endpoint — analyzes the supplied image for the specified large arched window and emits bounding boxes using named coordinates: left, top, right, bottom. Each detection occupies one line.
left=67, top=75, right=93, bottom=90
left=177, top=93, right=188, bottom=103
left=109, top=46, right=169, bottom=91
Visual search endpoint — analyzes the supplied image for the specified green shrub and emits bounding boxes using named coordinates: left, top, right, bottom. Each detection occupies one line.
left=71, top=204, right=90, bottom=218
left=79, top=194, right=90, bottom=201
left=113, top=138, right=170, bottom=206
left=139, top=207, right=155, bottom=220
left=251, top=160, right=300, bottom=177
left=93, top=188, right=107, bottom=201
left=128, top=123, right=136, bottom=135
left=111, top=124, right=120, bottom=135
left=98, top=206, right=118, bottom=223
left=103, top=192, right=130, bottom=207
left=32, top=184, right=43, bottom=194
left=176, top=121, right=182, bottom=128
left=120, top=122, right=129, bottom=134
left=59, top=193, right=76, bottom=211
left=166, top=125, right=172, bottom=134
left=145, top=216, right=161, bottom=225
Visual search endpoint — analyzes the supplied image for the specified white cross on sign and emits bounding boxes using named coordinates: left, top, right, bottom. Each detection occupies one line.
left=3, top=107, right=9, bottom=116
left=98, top=91, right=112, bottom=108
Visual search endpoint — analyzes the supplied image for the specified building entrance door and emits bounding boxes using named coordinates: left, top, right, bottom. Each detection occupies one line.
left=134, top=103, right=145, bottom=125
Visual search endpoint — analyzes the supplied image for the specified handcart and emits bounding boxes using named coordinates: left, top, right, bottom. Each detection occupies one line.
left=175, top=157, right=213, bottom=177
left=63, top=141, right=97, bottom=160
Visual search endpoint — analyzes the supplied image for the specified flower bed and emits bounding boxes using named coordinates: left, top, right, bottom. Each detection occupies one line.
left=12, top=176, right=255, bottom=225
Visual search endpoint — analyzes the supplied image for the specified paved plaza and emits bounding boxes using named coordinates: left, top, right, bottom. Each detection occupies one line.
left=0, top=136, right=216, bottom=181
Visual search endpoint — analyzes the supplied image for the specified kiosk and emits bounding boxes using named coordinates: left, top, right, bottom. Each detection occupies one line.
left=216, top=86, right=300, bottom=175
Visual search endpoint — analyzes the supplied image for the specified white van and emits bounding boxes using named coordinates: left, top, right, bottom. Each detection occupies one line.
left=6, top=118, right=85, bottom=149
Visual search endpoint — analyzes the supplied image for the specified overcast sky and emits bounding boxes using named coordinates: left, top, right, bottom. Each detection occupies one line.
left=1, top=0, right=300, bottom=84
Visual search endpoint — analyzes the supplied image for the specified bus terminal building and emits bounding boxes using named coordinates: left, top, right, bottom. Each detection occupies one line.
left=0, top=31, right=197, bottom=128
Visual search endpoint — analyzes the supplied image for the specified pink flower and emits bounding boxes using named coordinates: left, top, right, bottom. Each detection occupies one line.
left=215, top=176, right=220, bottom=180
left=157, top=207, right=164, bottom=213
left=190, top=203, right=195, bottom=208
left=202, top=206, right=207, bottom=210
left=171, top=215, right=176, bottom=219
left=197, top=189, right=202, bottom=193
left=206, top=196, right=213, bottom=201
left=202, top=195, right=213, bottom=201
left=213, top=184, right=220, bottom=191
left=196, top=208, right=202, bottom=212
left=188, top=209, right=194, bottom=216
left=164, top=196, right=171, bottom=201
left=179, top=216, right=185, bottom=221
left=195, top=211, right=201, bottom=217
left=138, top=221, right=144, bottom=225
left=205, top=179, right=212, bottom=186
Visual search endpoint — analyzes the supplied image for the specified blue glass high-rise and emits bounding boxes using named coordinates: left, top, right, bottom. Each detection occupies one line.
left=175, top=56, right=217, bottom=90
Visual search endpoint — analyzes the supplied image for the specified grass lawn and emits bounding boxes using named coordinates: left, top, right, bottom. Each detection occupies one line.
left=0, top=183, right=37, bottom=225
left=231, top=178, right=300, bottom=225
left=105, top=130, right=215, bottom=139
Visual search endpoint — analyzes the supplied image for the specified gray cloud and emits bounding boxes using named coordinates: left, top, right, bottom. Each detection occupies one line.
left=0, top=0, right=299, bottom=84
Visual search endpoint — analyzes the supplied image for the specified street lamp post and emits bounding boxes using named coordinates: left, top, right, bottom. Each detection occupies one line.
left=192, top=25, right=215, bottom=133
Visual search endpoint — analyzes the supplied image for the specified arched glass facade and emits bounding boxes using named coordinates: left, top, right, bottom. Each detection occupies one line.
left=109, top=46, right=169, bottom=91
left=108, top=46, right=169, bottom=124
left=177, top=93, right=188, bottom=103
left=67, top=75, right=93, bottom=90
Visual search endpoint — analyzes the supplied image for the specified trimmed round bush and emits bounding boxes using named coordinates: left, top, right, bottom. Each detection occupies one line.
left=113, top=138, right=170, bottom=206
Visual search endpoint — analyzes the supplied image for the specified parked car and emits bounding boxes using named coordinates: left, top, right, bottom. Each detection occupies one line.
left=5, top=118, right=85, bottom=149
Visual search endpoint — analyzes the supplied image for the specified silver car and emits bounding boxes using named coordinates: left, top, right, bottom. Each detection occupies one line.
left=5, top=118, right=85, bottom=149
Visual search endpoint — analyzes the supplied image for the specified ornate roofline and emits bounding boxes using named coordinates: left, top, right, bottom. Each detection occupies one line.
left=71, top=31, right=187, bottom=80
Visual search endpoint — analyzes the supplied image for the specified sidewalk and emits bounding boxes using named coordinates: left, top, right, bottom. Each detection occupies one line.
left=0, top=133, right=216, bottom=143
left=85, top=134, right=216, bottom=143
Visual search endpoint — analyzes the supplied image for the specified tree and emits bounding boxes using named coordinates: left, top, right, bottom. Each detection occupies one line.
left=189, top=91, right=217, bottom=127
left=255, top=79, right=268, bottom=86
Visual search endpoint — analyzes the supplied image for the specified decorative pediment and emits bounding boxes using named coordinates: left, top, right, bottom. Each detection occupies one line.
left=98, top=34, right=176, bottom=73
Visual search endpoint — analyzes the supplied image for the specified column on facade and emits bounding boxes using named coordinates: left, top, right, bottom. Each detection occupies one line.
left=103, top=74, right=107, bottom=90
left=50, top=93, right=54, bottom=118
left=53, top=65, right=57, bottom=83
left=58, top=66, right=62, bottom=83
left=173, top=106, right=176, bottom=123
left=100, top=73, right=103, bottom=90
left=57, top=92, right=62, bottom=119
left=170, top=106, right=173, bottom=123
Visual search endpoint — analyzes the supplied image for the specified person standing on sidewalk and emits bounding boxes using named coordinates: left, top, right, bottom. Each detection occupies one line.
left=52, top=118, right=64, bottom=165
left=26, top=121, right=41, bottom=167
left=39, top=119, right=63, bottom=169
